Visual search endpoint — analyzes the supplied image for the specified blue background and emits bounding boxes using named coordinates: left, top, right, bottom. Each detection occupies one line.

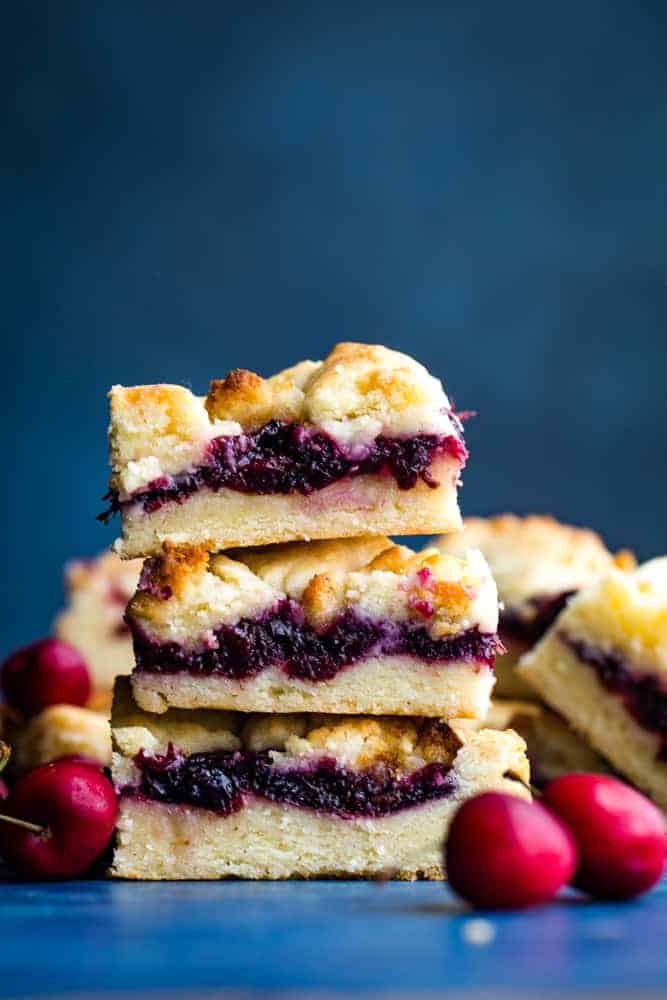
left=3, top=1, right=666, bottom=658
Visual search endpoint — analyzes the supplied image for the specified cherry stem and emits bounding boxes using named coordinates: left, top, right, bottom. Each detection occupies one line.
left=0, top=741, right=10, bottom=776
left=0, top=812, right=47, bottom=836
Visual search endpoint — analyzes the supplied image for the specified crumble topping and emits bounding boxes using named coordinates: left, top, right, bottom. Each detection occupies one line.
left=130, top=543, right=278, bottom=643
left=108, top=343, right=460, bottom=497
left=548, top=559, right=667, bottom=680
left=436, top=514, right=634, bottom=617
left=127, top=537, right=498, bottom=646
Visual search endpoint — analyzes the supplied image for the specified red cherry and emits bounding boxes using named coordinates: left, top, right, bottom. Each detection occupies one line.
left=0, top=778, right=8, bottom=801
left=445, top=792, right=577, bottom=909
left=1, top=639, right=91, bottom=717
left=543, top=773, right=666, bottom=899
left=56, top=754, right=105, bottom=770
left=0, top=760, right=117, bottom=879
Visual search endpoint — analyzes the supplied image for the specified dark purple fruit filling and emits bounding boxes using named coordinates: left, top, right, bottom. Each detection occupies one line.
left=131, top=601, right=500, bottom=681
left=560, top=632, right=667, bottom=759
left=99, top=417, right=466, bottom=519
left=127, top=739, right=456, bottom=818
left=500, top=590, right=577, bottom=646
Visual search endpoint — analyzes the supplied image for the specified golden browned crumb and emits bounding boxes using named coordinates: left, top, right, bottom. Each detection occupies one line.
left=435, top=513, right=634, bottom=612
left=127, top=536, right=498, bottom=648
left=141, top=541, right=210, bottom=598
left=206, top=361, right=320, bottom=429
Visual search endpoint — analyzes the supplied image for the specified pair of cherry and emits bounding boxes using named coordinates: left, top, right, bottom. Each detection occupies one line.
left=446, top=775, right=666, bottom=907
left=0, top=638, right=117, bottom=879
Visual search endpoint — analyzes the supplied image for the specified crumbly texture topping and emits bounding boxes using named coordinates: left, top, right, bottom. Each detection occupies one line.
left=127, top=536, right=498, bottom=645
left=129, top=542, right=277, bottom=644
left=13, top=704, right=111, bottom=773
left=108, top=343, right=456, bottom=497
left=435, top=514, right=634, bottom=613
left=540, top=557, right=667, bottom=678
left=111, top=678, right=507, bottom=775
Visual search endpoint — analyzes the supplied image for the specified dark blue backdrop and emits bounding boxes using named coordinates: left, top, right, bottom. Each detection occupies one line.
left=3, top=1, right=666, bottom=657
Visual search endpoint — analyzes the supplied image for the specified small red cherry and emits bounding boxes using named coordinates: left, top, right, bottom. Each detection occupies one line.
left=446, top=792, right=577, bottom=909
left=0, top=759, right=117, bottom=879
left=543, top=773, right=666, bottom=899
left=1, top=639, right=91, bottom=717
left=56, top=754, right=105, bottom=770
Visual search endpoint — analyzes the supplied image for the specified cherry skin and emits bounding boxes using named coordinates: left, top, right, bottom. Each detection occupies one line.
left=56, top=754, right=105, bottom=770
left=1, top=639, right=91, bottom=717
left=445, top=791, right=577, bottom=909
left=0, top=760, right=117, bottom=879
left=543, top=773, right=666, bottom=899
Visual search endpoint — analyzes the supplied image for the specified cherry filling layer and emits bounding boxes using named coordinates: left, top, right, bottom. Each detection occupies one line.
left=125, top=741, right=456, bottom=819
left=500, top=591, right=577, bottom=646
left=560, top=632, right=667, bottom=759
left=131, top=602, right=500, bottom=682
left=100, top=417, right=467, bottom=519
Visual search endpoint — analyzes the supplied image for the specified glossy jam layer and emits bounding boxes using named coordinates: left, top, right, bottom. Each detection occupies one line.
left=128, top=739, right=456, bottom=819
left=560, top=632, right=667, bottom=758
left=500, top=590, right=577, bottom=646
left=100, top=417, right=466, bottom=518
left=132, top=602, right=500, bottom=681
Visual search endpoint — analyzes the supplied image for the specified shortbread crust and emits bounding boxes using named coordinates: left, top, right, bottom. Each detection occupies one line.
left=110, top=680, right=529, bottom=880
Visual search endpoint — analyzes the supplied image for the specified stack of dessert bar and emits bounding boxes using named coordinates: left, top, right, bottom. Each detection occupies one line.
left=104, top=343, right=529, bottom=880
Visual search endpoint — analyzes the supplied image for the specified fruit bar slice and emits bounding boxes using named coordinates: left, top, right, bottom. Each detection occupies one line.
left=110, top=678, right=529, bottom=880
left=10, top=704, right=111, bottom=775
left=518, top=558, right=667, bottom=808
left=54, top=551, right=142, bottom=694
left=103, top=343, right=467, bottom=557
left=485, top=700, right=609, bottom=787
left=128, top=536, right=501, bottom=718
left=436, top=515, right=633, bottom=699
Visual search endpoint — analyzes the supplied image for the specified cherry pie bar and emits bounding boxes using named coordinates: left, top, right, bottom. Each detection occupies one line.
left=518, top=558, right=667, bottom=808
left=110, top=678, right=529, bottom=880
left=54, top=551, right=142, bottom=693
left=103, top=343, right=467, bottom=557
left=10, top=704, right=111, bottom=775
left=436, top=515, right=633, bottom=698
left=127, top=535, right=501, bottom=719
left=484, top=700, right=608, bottom=787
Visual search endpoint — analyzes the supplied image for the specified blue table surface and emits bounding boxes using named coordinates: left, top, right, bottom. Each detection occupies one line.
left=2, top=873, right=667, bottom=999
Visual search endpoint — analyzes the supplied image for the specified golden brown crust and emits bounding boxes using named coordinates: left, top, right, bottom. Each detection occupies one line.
left=205, top=361, right=321, bottom=429
left=206, top=369, right=272, bottom=425
left=436, top=513, right=634, bottom=611
left=143, top=542, right=210, bottom=598
left=128, top=536, right=498, bottom=646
